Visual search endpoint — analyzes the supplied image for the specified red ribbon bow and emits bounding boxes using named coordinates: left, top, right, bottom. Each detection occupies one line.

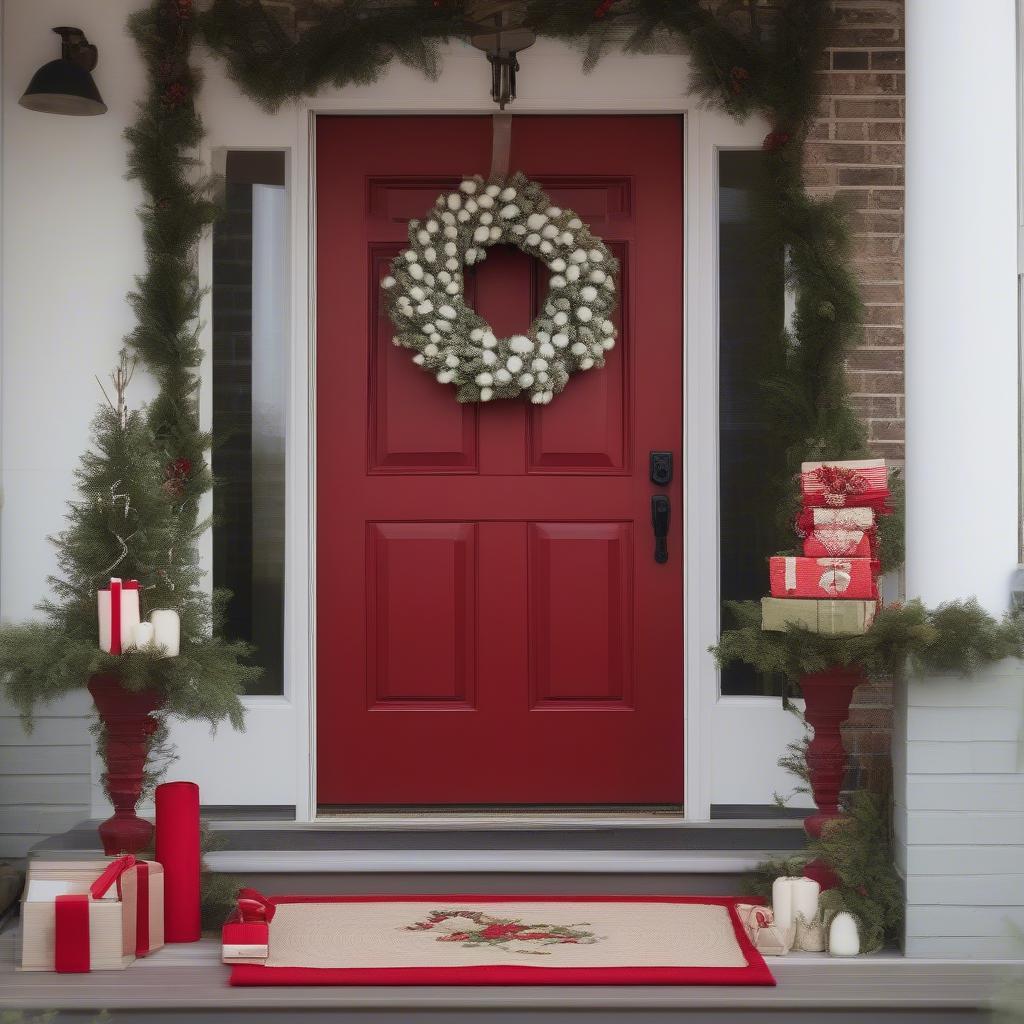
left=237, top=888, right=276, bottom=924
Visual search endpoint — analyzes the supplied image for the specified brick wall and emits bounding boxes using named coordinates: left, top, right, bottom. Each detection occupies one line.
left=808, top=0, right=905, bottom=790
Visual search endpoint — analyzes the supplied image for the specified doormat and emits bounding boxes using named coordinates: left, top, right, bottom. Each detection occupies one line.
left=224, top=894, right=775, bottom=986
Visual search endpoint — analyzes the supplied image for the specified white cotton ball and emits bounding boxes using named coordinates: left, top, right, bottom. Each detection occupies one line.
left=590, top=269, right=607, bottom=284
left=500, top=186, right=517, bottom=202
left=402, top=307, right=415, bottom=318
left=580, top=357, right=595, bottom=370
left=438, top=305, right=457, bottom=320
left=482, top=350, right=497, bottom=366
left=602, top=336, right=616, bottom=350
left=577, top=307, right=593, bottom=323
left=500, top=204, right=521, bottom=219
left=409, top=264, right=424, bottom=280
left=559, top=232, right=574, bottom=246
left=438, top=270, right=452, bottom=283
left=480, top=387, right=494, bottom=401
left=477, top=194, right=494, bottom=209
left=539, top=342, right=555, bottom=359
left=600, top=320, right=615, bottom=334
left=526, top=213, right=547, bottom=231
left=444, top=225, right=458, bottom=240
left=446, top=281, right=460, bottom=295
left=495, top=368, right=512, bottom=384
left=447, top=193, right=462, bottom=211
left=426, top=219, right=439, bottom=233
left=417, top=229, right=431, bottom=245
left=457, top=210, right=471, bottom=223
left=589, top=249, right=604, bottom=262
left=571, top=341, right=587, bottom=356
left=424, top=247, right=437, bottom=263
left=530, top=392, right=545, bottom=405
left=489, top=226, right=502, bottom=241
left=479, top=211, right=494, bottom=226
left=509, top=335, right=534, bottom=354
left=465, top=249, right=478, bottom=264
left=549, top=257, right=567, bottom=273
left=552, top=332, right=569, bottom=348
left=464, top=198, right=478, bottom=214
left=581, top=286, right=598, bottom=302
left=543, top=391, right=554, bottom=404
left=445, top=258, right=460, bottom=271
left=541, top=224, right=559, bottom=239
left=441, top=211, right=456, bottom=225
left=412, top=353, right=425, bottom=366
left=536, top=370, right=549, bottom=383
left=423, top=273, right=435, bottom=287
left=550, top=275, right=566, bottom=289
left=445, top=354, right=459, bottom=368
left=482, top=331, right=497, bottom=348
left=416, top=300, right=433, bottom=315
left=537, top=330, right=550, bottom=343
left=546, top=206, right=562, bottom=218
left=532, top=358, right=548, bottom=371
left=570, top=249, right=588, bottom=263
left=444, top=242, right=457, bottom=257
left=506, top=355, right=524, bottom=373
left=475, top=372, right=494, bottom=386
left=545, top=303, right=556, bottom=316
left=526, top=233, right=541, bottom=247
left=540, top=241, right=554, bottom=254
left=485, top=183, right=501, bottom=197
left=421, top=324, right=435, bottom=334
left=568, top=217, right=582, bottom=230
left=519, top=373, right=535, bottom=388
left=470, top=328, right=484, bottom=341
left=511, top=224, right=527, bottom=235
left=437, top=370, right=454, bottom=384
left=424, top=343, right=439, bottom=357
left=436, top=320, right=452, bottom=332
left=404, top=250, right=418, bottom=263
left=566, top=265, right=580, bottom=282
left=410, top=286, right=425, bottom=301
left=553, top=311, right=569, bottom=327
left=429, top=333, right=441, bottom=344
left=460, top=179, right=478, bottom=194
left=381, top=276, right=396, bottom=289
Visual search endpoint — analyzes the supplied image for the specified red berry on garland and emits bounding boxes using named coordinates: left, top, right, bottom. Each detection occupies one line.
left=729, top=66, right=750, bottom=95
left=763, top=130, right=793, bottom=152
left=174, top=0, right=193, bottom=18
left=163, top=456, right=192, bottom=497
left=162, top=82, right=190, bottom=109
left=594, top=0, right=617, bottom=18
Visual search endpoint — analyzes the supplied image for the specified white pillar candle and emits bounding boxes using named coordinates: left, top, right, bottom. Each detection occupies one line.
left=771, top=876, right=795, bottom=933
left=133, top=621, right=155, bottom=649
left=791, top=876, right=821, bottom=924
left=150, top=609, right=180, bottom=657
left=828, top=911, right=860, bottom=957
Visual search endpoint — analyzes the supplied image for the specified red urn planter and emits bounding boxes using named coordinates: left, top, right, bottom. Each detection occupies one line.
left=88, top=674, right=164, bottom=855
left=798, top=666, right=863, bottom=890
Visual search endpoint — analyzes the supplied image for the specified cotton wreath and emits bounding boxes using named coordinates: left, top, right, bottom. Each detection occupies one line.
left=381, top=173, right=620, bottom=404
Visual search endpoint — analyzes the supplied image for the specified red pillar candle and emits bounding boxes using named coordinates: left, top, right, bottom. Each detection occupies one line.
left=155, top=781, right=201, bottom=942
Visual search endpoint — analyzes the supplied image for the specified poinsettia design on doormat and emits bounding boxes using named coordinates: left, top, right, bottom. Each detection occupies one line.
left=405, top=909, right=601, bottom=954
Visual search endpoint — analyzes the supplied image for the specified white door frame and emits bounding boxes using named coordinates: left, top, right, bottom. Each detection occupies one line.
left=142, top=39, right=807, bottom=824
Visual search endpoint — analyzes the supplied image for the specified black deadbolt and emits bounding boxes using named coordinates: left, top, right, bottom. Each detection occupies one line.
left=650, top=451, right=673, bottom=486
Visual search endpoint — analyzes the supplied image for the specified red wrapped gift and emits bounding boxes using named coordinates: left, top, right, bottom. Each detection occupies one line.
left=800, top=460, right=889, bottom=511
left=796, top=507, right=877, bottom=558
left=769, top=556, right=879, bottom=600
left=222, top=889, right=274, bottom=965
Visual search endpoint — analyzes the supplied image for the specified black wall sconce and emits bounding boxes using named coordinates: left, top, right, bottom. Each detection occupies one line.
left=20, top=27, right=107, bottom=116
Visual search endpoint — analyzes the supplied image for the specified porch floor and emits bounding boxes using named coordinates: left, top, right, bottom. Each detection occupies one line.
left=1, top=927, right=1017, bottom=1022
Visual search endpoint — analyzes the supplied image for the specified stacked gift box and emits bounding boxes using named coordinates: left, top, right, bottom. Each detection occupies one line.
left=761, top=459, right=890, bottom=636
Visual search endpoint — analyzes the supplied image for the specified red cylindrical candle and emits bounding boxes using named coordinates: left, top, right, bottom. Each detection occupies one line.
left=155, top=781, right=201, bottom=942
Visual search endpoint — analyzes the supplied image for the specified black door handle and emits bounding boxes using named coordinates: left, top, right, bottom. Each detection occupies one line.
left=651, top=495, right=670, bottom=564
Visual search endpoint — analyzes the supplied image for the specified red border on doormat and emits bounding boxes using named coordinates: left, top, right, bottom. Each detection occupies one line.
left=227, top=894, right=775, bottom=986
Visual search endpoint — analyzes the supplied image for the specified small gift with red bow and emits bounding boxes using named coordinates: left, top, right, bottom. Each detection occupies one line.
left=800, top=459, right=890, bottom=512
left=769, top=556, right=879, bottom=601
left=97, top=578, right=142, bottom=654
left=20, top=855, right=164, bottom=972
left=222, top=888, right=274, bottom=964
left=796, top=506, right=876, bottom=558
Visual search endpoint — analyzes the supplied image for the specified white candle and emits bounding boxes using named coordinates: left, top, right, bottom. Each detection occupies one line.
left=150, top=609, right=180, bottom=657
left=133, top=621, right=155, bottom=649
left=828, top=911, right=860, bottom=956
left=772, top=876, right=795, bottom=932
left=792, top=876, right=821, bottom=924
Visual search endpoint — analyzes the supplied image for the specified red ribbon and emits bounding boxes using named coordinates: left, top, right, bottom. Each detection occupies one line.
left=136, top=861, right=151, bottom=957
left=104, top=578, right=140, bottom=655
left=237, top=888, right=276, bottom=923
left=90, top=854, right=136, bottom=899
left=55, top=894, right=90, bottom=973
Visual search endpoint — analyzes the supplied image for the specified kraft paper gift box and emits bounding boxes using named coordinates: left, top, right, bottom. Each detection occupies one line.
left=761, top=597, right=877, bottom=635
left=800, top=459, right=889, bottom=511
left=768, top=556, right=879, bottom=600
left=20, top=855, right=163, bottom=972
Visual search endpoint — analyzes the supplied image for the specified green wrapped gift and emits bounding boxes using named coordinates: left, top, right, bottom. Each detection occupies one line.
left=761, top=597, right=876, bottom=635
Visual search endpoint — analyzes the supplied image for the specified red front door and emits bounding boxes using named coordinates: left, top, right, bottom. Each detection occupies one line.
left=316, top=116, right=683, bottom=807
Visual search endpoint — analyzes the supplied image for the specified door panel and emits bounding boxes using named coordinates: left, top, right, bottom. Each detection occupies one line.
left=316, top=115, right=683, bottom=806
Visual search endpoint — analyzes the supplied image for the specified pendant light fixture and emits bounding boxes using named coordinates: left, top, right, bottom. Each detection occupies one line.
left=20, top=27, right=107, bottom=116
